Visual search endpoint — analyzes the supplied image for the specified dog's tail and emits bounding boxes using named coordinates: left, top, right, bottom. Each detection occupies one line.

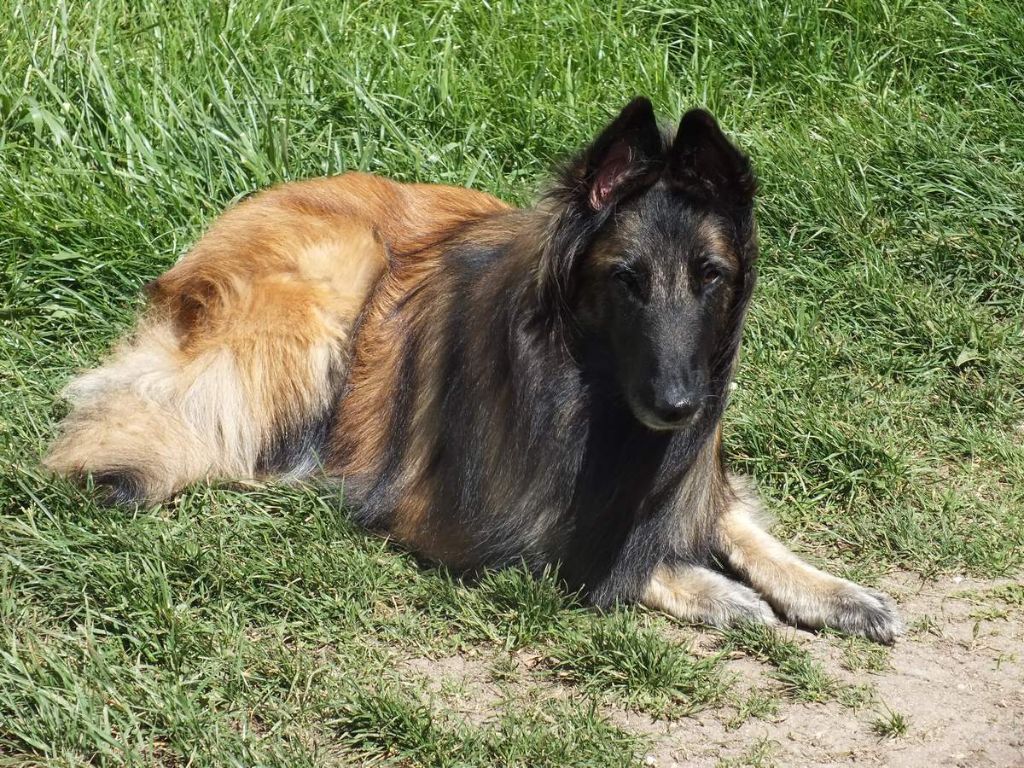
left=43, top=295, right=350, bottom=505
left=44, top=186, right=388, bottom=504
left=44, top=315, right=225, bottom=503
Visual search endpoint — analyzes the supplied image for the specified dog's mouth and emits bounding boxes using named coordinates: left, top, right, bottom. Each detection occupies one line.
left=630, top=400, right=704, bottom=432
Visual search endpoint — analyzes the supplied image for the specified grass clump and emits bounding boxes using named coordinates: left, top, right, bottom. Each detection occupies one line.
left=327, top=684, right=474, bottom=767
left=959, top=583, right=1024, bottom=611
left=725, top=689, right=782, bottom=731
left=840, top=636, right=892, bottom=673
left=547, top=611, right=727, bottom=717
left=989, top=584, right=1024, bottom=608
left=327, top=682, right=638, bottom=768
left=871, top=708, right=911, bottom=739
left=837, top=683, right=877, bottom=712
left=408, top=565, right=576, bottom=652
left=723, top=624, right=838, bottom=703
left=716, top=736, right=779, bottom=768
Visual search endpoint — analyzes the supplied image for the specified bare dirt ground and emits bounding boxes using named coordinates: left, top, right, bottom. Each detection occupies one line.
left=631, top=574, right=1024, bottom=767
left=403, top=574, right=1024, bottom=767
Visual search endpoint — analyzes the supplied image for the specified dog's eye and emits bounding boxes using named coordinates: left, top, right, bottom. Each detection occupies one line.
left=699, top=263, right=721, bottom=288
left=612, top=267, right=644, bottom=297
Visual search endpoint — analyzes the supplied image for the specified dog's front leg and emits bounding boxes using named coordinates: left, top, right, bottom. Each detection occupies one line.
left=715, top=486, right=903, bottom=643
left=641, top=562, right=777, bottom=628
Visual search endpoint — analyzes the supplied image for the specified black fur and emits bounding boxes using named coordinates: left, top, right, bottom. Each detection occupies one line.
left=93, top=469, right=147, bottom=507
left=256, top=358, right=349, bottom=477
left=339, top=98, right=759, bottom=607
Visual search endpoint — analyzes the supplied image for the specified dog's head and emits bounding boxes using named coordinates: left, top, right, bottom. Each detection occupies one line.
left=542, top=98, right=758, bottom=431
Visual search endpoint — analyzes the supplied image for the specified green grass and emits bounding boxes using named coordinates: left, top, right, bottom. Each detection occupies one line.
left=716, top=736, right=779, bottom=768
left=546, top=611, right=728, bottom=717
left=725, top=690, right=781, bottom=731
left=839, top=635, right=891, bottom=673
left=722, top=624, right=839, bottom=703
left=870, top=708, right=911, bottom=739
left=326, top=684, right=639, bottom=767
left=2, top=0, right=1023, bottom=764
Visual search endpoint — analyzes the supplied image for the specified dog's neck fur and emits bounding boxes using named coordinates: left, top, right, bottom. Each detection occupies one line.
left=402, top=205, right=744, bottom=602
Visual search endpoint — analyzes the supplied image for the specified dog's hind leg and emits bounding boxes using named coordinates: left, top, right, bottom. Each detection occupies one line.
left=642, top=562, right=777, bottom=628
left=713, top=477, right=903, bottom=644
left=45, top=203, right=387, bottom=504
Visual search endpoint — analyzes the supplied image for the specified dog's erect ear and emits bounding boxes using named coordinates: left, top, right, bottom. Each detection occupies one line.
left=579, top=97, right=664, bottom=210
left=540, top=98, right=664, bottom=314
left=666, top=109, right=756, bottom=209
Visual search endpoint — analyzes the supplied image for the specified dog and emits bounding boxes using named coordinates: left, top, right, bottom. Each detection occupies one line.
left=45, top=97, right=902, bottom=643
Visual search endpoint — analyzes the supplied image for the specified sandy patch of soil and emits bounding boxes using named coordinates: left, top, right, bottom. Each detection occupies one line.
left=396, top=574, right=1023, bottom=766
left=636, top=574, right=1024, bottom=767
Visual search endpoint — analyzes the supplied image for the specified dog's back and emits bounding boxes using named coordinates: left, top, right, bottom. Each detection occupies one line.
left=44, top=173, right=507, bottom=503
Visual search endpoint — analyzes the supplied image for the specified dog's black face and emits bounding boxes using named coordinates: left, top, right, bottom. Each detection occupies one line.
left=547, top=98, right=758, bottom=432
left=596, top=189, right=740, bottom=430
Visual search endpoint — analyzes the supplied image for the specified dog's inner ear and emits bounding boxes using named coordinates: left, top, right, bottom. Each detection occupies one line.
left=590, top=142, right=638, bottom=210
left=666, top=108, right=756, bottom=209
left=583, top=97, right=663, bottom=211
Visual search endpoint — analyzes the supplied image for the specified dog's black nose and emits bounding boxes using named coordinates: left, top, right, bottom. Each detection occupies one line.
left=651, top=393, right=699, bottom=425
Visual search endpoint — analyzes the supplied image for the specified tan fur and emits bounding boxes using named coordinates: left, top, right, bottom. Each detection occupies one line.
left=696, top=216, right=740, bottom=269
left=45, top=173, right=508, bottom=501
left=642, top=562, right=776, bottom=627
left=637, top=433, right=901, bottom=640
left=716, top=483, right=848, bottom=625
left=639, top=429, right=776, bottom=628
left=714, top=477, right=902, bottom=640
left=331, top=211, right=516, bottom=562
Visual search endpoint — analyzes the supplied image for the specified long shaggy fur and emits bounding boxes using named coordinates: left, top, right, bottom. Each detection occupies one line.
left=45, top=99, right=902, bottom=643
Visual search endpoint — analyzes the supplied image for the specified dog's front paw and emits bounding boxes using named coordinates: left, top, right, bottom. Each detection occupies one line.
left=707, top=583, right=778, bottom=628
left=828, top=583, right=903, bottom=644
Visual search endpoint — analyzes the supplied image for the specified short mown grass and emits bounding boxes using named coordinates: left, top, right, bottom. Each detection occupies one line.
left=2, top=0, right=1022, bottom=764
